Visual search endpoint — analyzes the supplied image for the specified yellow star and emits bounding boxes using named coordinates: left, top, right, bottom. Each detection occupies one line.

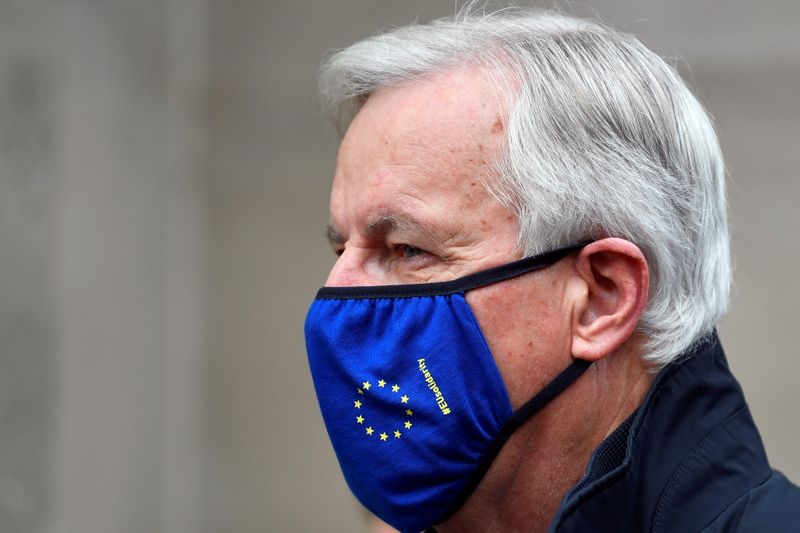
left=362, top=381, right=371, bottom=390
left=357, top=388, right=363, bottom=395
left=404, top=420, right=412, bottom=429
left=394, top=430, right=401, bottom=438
left=406, top=409, right=413, bottom=416
left=391, top=384, right=400, bottom=393
left=356, top=415, right=364, bottom=424
left=379, top=432, right=388, bottom=441
left=366, top=426, right=374, bottom=435
left=400, top=395, right=409, bottom=404
left=354, top=400, right=362, bottom=409
left=378, top=379, right=386, bottom=388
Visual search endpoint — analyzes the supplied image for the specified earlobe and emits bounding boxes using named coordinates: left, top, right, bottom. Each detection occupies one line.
left=570, top=238, right=649, bottom=361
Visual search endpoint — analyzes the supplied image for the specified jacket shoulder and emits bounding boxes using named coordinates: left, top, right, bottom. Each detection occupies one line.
left=702, top=470, right=800, bottom=532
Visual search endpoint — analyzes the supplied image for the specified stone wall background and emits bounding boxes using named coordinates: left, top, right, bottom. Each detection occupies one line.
left=0, top=3, right=58, bottom=532
left=0, top=1, right=797, bottom=532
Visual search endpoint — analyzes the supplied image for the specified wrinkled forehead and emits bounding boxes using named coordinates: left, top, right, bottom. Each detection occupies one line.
left=343, top=64, right=509, bottom=152
left=330, top=68, right=516, bottom=249
left=332, top=65, right=512, bottom=218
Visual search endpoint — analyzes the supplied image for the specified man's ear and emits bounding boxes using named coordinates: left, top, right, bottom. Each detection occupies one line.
left=570, top=238, right=649, bottom=361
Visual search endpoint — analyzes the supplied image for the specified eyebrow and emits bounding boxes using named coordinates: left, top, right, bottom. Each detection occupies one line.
left=326, top=212, right=441, bottom=248
left=366, top=213, right=431, bottom=238
left=326, top=224, right=345, bottom=247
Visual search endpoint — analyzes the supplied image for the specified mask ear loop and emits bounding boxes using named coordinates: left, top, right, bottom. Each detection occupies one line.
left=315, top=242, right=591, bottom=300
left=433, top=358, right=593, bottom=526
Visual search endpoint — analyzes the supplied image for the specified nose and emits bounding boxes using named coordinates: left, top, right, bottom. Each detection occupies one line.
left=325, top=247, right=375, bottom=287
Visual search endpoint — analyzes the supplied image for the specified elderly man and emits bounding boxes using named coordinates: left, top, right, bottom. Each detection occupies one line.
left=304, top=9, right=800, bottom=533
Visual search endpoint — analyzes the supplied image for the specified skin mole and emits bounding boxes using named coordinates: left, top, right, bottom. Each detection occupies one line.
left=491, top=118, right=504, bottom=134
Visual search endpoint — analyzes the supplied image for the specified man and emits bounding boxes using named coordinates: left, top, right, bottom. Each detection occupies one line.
left=304, top=8, right=800, bottom=532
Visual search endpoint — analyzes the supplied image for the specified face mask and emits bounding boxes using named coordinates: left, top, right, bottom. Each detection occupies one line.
left=305, top=243, right=591, bottom=533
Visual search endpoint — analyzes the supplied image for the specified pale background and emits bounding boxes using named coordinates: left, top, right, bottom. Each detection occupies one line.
left=0, top=1, right=798, bottom=532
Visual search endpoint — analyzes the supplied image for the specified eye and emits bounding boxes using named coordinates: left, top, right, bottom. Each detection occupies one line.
left=400, top=245, right=425, bottom=259
left=329, top=243, right=345, bottom=257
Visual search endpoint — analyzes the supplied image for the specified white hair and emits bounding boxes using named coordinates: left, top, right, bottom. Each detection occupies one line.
left=319, top=8, right=731, bottom=367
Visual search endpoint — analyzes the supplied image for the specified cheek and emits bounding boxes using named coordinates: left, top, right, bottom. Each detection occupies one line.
left=465, top=273, right=572, bottom=409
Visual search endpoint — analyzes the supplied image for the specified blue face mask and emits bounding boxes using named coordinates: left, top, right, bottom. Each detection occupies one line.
left=305, top=243, right=591, bottom=533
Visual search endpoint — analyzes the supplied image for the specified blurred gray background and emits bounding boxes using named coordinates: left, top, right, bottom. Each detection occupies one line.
left=0, top=1, right=798, bottom=532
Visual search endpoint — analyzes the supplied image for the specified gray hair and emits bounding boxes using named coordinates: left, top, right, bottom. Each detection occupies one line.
left=319, top=8, right=730, bottom=367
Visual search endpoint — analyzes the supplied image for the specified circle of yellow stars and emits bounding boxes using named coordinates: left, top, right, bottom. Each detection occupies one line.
left=353, top=378, right=413, bottom=442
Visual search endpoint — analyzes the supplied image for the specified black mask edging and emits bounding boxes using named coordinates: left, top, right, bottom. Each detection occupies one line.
left=316, top=242, right=590, bottom=300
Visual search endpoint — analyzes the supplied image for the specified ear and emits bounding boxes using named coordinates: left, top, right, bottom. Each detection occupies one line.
left=570, top=238, right=649, bottom=361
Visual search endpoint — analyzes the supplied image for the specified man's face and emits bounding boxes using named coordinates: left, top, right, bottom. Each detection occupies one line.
left=325, top=66, right=577, bottom=408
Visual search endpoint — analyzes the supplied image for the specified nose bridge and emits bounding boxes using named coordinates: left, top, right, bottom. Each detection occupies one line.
left=325, top=247, right=370, bottom=287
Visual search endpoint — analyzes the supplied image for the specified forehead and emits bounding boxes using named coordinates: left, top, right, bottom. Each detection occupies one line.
left=331, top=65, right=512, bottom=234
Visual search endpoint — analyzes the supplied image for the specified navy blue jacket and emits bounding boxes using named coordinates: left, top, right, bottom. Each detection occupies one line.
left=550, top=333, right=800, bottom=532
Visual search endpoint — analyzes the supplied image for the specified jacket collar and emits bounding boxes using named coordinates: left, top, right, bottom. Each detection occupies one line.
left=550, top=332, right=772, bottom=532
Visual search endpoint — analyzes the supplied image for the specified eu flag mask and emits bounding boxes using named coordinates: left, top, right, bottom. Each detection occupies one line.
left=305, top=243, right=592, bottom=532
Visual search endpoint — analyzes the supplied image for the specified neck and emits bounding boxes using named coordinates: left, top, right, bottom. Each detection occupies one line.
left=437, top=342, right=653, bottom=532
